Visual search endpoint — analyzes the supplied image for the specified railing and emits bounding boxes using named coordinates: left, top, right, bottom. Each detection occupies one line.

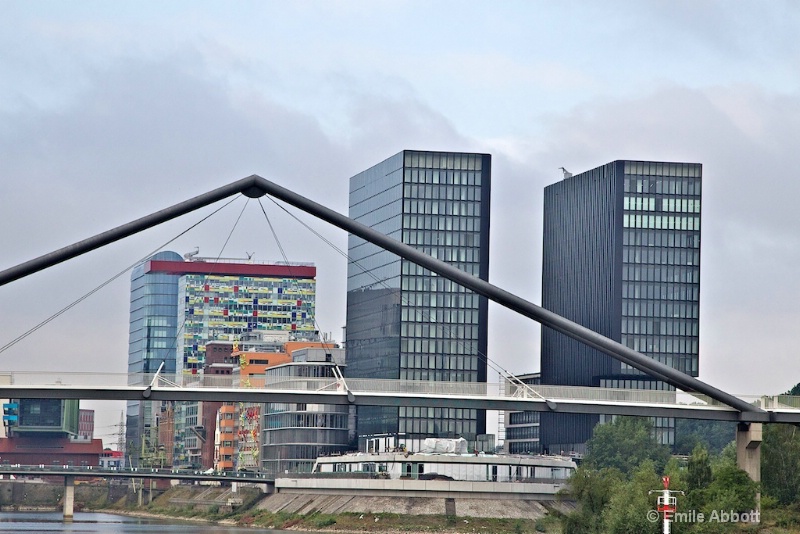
left=1, top=371, right=797, bottom=411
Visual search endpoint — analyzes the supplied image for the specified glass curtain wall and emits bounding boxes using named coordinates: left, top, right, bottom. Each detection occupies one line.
left=347, top=150, right=491, bottom=448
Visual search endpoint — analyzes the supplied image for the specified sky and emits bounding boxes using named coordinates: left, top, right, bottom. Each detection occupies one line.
left=1, top=1, right=800, bottom=446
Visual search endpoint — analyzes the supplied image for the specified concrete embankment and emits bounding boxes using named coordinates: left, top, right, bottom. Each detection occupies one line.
left=0, top=479, right=128, bottom=511
left=256, top=492, right=574, bottom=520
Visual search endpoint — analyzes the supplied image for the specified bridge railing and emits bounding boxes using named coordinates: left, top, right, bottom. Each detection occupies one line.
left=0, top=371, right=790, bottom=411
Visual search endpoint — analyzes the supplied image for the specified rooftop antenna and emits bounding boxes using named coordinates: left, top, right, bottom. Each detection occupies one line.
left=558, top=167, right=572, bottom=179
left=246, top=251, right=255, bottom=261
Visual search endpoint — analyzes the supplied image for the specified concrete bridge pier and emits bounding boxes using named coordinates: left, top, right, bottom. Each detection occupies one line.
left=736, top=422, right=762, bottom=516
left=63, top=475, right=75, bottom=522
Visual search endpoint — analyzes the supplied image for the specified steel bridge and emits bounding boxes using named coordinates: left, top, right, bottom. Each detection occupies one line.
left=0, top=174, right=778, bottom=516
left=0, top=175, right=774, bottom=419
left=1, top=371, right=798, bottom=423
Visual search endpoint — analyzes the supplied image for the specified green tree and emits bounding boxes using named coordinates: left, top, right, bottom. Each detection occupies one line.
left=561, top=466, right=624, bottom=534
left=601, top=461, right=661, bottom=534
left=762, top=423, right=800, bottom=505
left=584, top=417, right=670, bottom=476
left=687, top=444, right=713, bottom=492
left=674, top=419, right=736, bottom=455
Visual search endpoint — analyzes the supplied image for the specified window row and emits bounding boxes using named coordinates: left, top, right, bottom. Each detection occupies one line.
left=400, top=337, right=479, bottom=355
left=403, top=196, right=481, bottom=217
left=129, top=328, right=173, bottom=345
left=184, top=278, right=316, bottom=290
left=404, top=151, right=484, bottom=172
left=399, top=369, right=478, bottom=382
left=262, top=429, right=350, bottom=446
left=623, top=229, right=700, bottom=248
left=401, top=267, right=482, bottom=291
left=184, top=315, right=311, bottom=325
left=399, top=417, right=477, bottom=436
left=130, top=283, right=177, bottom=301
left=401, top=307, right=481, bottom=326
left=621, top=334, right=699, bottom=355
left=507, top=442, right=541, bottom=455
left=506, top=425, right=539, bottom=440
left=624, top=174, right=701, bottom=195
left=623, top=246, right=699, bottom=266
left=622, top=299, right=699, bottom=319
left=599, top=378, right=673, bottom=390
left=622, top=265, right=700, bottom=284
left=403, top=185, right=482, bottom=204
left=131, top=294, right=179, bottom=307
left=622, top=281, right=699, bottom=302
left=186, top=302, right=312, bottom=312
left=403, top=214, right=482, bottom=232
left=402, top=288, right=480, bottom=307
left=263, top=413, right=349, bottom=430
left=412, top=246, right=481, bottom=264
left=402, top=265, right=481, bottom=292
left=145, top=317, right=173, bottom=327
left=402, top=229, right=480, bottom=248
left=623, top=214, right=700, bottom=231
left=182, top=289, right=315, bottom=301
left=622, top=318, right=699, bottom=337
left=400, top=353, right=480, bottom=371
left=142, top=273, right=181, bottom=284
left=400, top=407, right=478, bottom=419
left=261, top=444, right=345, bottom=464
left=624, top=196, right=701, bottom=213
left=508, top=411, right=540, bottom=425
left=130, top=306, right=178, bottom=320
left=264, top=365, right=336, bottom=379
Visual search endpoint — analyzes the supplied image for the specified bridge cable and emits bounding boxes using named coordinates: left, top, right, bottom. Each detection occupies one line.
left=163, top=197, right=251, bottom=375
left=256, top=199, right=347, bottom=390
left=0, top=196, right=241, bottom=356
left=261, top=196, right=534, bottom=397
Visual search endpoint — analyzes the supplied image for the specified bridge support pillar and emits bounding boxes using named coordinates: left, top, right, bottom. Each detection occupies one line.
left=736, top=422, right=762, bottom=515
left=63, top=475, right=75, bottom=522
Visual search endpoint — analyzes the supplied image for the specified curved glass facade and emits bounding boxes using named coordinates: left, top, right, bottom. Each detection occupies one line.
left=261, top=358, right=351, bottom=476
left=126, top=250, right=182, bottom=466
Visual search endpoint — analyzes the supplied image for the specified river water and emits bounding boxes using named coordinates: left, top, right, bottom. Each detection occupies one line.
left=0, top=511, right=299, bottom=533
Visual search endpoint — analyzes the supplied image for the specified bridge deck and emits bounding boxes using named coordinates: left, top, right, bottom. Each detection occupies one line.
left=1, top=372, right=796, bottom=423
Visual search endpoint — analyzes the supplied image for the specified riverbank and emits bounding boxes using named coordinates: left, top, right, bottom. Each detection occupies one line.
left=106, top=485, right=800, bottom=533
left=13, top=480, right=800, bottom=533
left=99, top=485, right=564, bottom=533
left=106, top=506, right=560, bottom=533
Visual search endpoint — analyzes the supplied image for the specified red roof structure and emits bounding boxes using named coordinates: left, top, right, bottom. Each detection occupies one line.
left=0, top=437, right=104, bottom=466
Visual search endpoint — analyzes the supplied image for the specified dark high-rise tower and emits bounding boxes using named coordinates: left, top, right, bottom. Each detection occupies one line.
left=346, top=150, right=491, bottom=452
left=540, top=160, right=702, bottom=453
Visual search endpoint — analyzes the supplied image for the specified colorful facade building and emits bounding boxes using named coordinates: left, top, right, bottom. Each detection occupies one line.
left=126, top=253, right=317, bottom=468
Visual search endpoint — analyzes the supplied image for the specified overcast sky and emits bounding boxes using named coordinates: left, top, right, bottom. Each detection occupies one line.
left=2, top=1, right=799, bottom=445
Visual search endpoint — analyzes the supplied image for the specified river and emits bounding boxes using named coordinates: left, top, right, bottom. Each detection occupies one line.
left=0, top=511, right=300, bottom=533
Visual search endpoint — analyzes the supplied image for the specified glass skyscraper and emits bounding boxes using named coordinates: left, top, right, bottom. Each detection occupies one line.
left=540, top=160, right=701, bottom=453
left=126, top=250, right=182, bottom=465
left=346, top=150, right=491, bottom=451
